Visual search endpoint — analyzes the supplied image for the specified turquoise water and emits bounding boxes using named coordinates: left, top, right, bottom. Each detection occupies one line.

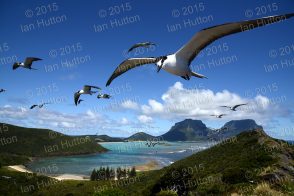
left=26, top=141, right=213, bottom=176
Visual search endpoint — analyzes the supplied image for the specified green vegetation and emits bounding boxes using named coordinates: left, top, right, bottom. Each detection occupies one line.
left=127, top=132, right=155, bottom=141
left=0, top=123, right=107, bottom=166
left=90, top=166, right=136, bottom=181
left=0, top=167, right=57, bottom=196
left=0, top=128, right=293, bottom=195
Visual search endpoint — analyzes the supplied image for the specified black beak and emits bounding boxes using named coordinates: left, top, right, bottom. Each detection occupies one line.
left=157, top=65, right=163, bottom=73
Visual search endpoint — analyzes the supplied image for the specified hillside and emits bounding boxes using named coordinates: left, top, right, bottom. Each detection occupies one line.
left=95, top=135, right=124, bottom=142
left=18, top=128, right=293, bottom=196
left=0, top=123, right=107, bottom=166
left=127, top=132, right=155, bottom=141
left=145, top=129, right=294, bottom=195
left=208, top=119, right=263, bottom=139
left=161, top=119, right=210, bottom=141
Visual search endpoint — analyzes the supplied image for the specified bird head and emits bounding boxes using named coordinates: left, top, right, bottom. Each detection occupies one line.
left=156, top=56, right=167, bottom=72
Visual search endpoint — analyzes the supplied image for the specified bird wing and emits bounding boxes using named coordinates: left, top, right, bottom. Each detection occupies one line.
left=175, top=13, right=294, bottom=65
left=220, top=106, right=230, bottom=108
left=24, top=57, right=42, bottom=67
left=232, top=103, right=247, bottom=110
left=83, top=85, right=101, bottom=91
left=74, top=92, right=80, bottom=106
left=106, top=57, right=158, bottom=86
left=220, top=114, right=226, bottom=117
left=12, top=63, right=20, bottom=70
left=30, top=105, right=38, bottom=109
left=127, top=43, right=141, bottom=52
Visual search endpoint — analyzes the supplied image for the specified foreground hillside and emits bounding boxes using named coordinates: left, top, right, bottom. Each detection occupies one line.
left=0, top=123, right=107, bottom=166
left=17, top=128, right=292, bottom=196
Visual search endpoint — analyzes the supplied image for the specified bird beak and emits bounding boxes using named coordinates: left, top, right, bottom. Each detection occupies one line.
left=157, top=65, right=163, bottom=73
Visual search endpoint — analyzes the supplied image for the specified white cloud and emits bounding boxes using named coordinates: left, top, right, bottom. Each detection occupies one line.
left=124, top=82, right=291, bottom=127
left=121, top=100, right=139, bottom=110
left=120, top=117, right=129, bottom=125
left=137, top=115, right=153, bottom=123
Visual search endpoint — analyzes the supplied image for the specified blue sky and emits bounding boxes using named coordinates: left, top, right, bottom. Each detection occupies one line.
left=0, top=0, right=293, bottom=139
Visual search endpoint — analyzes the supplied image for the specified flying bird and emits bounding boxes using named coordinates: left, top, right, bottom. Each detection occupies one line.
left=13, top=57, right=42, bottom=70
left=30, top=104, right=38, bottom=109
left=30, top=103, right=50, bottom=109
left=0, top=89, right=6, bottom=93
left=128, top=42, right=156, bottom=53
left=220, top=103, right=247, bottom=111
left=74, top=85, right=101, bottom=105
left=106, top=13, right=294, bottom=86
left=97, top=94, right=111, bottom=99
left=210, top=114, right=226, bottom=118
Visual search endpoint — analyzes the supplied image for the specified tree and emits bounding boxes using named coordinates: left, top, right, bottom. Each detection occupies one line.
left=129, top=166, right=136, bottom=177
left=106, top=166, right=110, bottom=180
left=122, top=168, right=127, bottom=178
left=90, top=169, right=96, bottom=181
left=116, top=167, right=122, bottom=180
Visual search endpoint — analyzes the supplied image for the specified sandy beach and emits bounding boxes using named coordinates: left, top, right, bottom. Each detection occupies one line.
left=7, top=165, right=88, bottom=181
left=7, top=159, right=160, bottom=181
left=8, top=165, right=33, bottom=173
left=135, top=160, right=161, bottom=171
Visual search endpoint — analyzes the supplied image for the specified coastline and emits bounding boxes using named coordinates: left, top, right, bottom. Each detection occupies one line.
left=7, top=159, right=161, bottom=181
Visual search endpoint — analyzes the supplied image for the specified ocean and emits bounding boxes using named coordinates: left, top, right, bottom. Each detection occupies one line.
left=26, top=141, right=214, bottom=176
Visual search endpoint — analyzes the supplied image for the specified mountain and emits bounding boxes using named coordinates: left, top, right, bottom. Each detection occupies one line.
left=127, top=132, right=155, bottom=141
left=209, top=119, right=263, bottom=139
left=92, top=119, right=263, bottom=142
left=95, top=135, right=124, bottom=142
left=161, top=119, right=210, bottom=141
left=0, top=123, right=107, bottom=166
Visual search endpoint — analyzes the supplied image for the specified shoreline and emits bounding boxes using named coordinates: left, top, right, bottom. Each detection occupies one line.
left=7, top=160, right=161, bottom=181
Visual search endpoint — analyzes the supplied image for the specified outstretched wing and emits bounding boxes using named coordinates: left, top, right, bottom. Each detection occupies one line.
left=24, top=57, right=42, bottom=67
left=74, top=92, right=80, bottom=106
left=220, top=106, right=230, bottom=109
left=128, top=43, right=141, bottom=52
left=176, top=13, right=294, bottom=65
left=12, top=63, right=20, bottom=70
left=232, top=103, right=247, bottom=110
left=83, top=85, right=101, bottom=91
left=106, top=57, right=158, bottom=86
left=30, top=105, right=38, bottom=109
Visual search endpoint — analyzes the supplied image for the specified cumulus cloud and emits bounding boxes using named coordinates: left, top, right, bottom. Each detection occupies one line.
left=123, top=82, right=291, bottom=126
left=121, top=100, right=139, bottom=110
left=137, top=115, right=153, bottom=123
left=0, top=106, right=130, bottom=136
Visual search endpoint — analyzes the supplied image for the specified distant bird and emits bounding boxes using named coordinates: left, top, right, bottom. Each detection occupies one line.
left=145, top=140, right=158, bottom=147
left=30, top=104, right=38, bottom=109
left=128, top=42, right=156, bottom=53
left=30, top=103, right=50, bottom=109
left=78, top=99, right=84, bottom=104
left=220, top=103, right=247, bottom=111
left=106, top=13, right=294, bottom=86
left=74, top=85, right=101, bottom=105
left=97, top=94, right=111, bottom=99
left=13, top=57, right=42, bottom=70
left=0, top=89, right=6, bottom=93
left=38, top=102, right=50, bottom=108
left=210, top=114, right=226, bottom=118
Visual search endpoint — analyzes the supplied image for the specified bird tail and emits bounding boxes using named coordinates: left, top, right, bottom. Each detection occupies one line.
left=191, top=71, right=208, bottom=79
left=30, top=67, right=38, bottom=70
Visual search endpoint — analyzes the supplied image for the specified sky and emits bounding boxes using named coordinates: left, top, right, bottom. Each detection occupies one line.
left=0, top=0, right=293, bottom=140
